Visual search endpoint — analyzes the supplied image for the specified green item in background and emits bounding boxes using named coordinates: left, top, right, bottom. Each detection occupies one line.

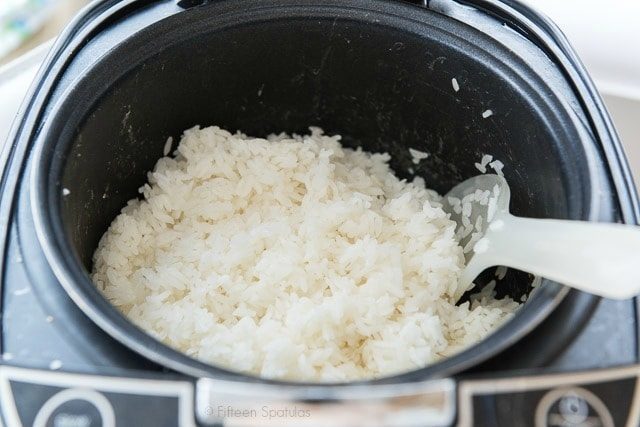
left=0, top=0, right=55, bottom=60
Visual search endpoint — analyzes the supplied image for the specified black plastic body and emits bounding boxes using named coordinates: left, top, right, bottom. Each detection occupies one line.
left=1, top=0, right=636, bottom=385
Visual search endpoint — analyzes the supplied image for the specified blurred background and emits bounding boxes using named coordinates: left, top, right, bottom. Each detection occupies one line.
left=0, top=0, right=85, bottom=65
left=1, top=0, right=639, bottom=183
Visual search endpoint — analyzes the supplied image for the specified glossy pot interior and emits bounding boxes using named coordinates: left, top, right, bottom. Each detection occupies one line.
left=32, top=0, right=609, bottom=382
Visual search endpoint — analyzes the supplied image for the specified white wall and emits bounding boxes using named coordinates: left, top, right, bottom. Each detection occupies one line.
left=524, top=0, right=640, bottom=185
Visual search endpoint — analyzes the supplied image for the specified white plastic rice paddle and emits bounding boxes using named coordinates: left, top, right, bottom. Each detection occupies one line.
left=443, top=174, right=640, bottom=299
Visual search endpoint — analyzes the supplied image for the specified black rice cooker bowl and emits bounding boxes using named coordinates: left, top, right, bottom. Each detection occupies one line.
left=30, top=0, right=619, bottom=383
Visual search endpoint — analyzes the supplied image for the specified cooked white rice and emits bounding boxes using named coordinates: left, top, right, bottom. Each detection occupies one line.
left=482, top=109, right=493, bottom=119
left=409, top=148, right=429, bottom=164
left=474, top=154, right=493, bottom=174
left=163, top=137, right=173, bottom=157
left=451, top=77, right=460, bottom=92
left=489, top=159, right=505, bottom=177
left=92, top=126, right=520, bottom=381
left=495, top=266, right=508, bottom=280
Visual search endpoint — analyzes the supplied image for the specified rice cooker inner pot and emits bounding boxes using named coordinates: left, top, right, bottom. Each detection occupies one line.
left=29, top=0, right=614, bottom=383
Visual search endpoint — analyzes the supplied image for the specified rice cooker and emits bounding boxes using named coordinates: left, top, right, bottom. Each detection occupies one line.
left=1, top=0, right=639, bottom=425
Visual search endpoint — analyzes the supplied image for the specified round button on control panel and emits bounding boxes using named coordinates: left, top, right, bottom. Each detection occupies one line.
left=33, top=388, right=115, bottom=427
left=535, top=387, right=615, bottom=427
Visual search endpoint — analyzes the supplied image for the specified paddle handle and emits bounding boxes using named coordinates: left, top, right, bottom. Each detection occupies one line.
left=463, top=214, right=640, bottom=299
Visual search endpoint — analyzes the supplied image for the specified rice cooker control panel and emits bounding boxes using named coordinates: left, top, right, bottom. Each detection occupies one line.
left=458, top=364, right=640, bottom=427
left=1, top=364, right=640, bottom=427
left=0, top=366, right=196, bottom=427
